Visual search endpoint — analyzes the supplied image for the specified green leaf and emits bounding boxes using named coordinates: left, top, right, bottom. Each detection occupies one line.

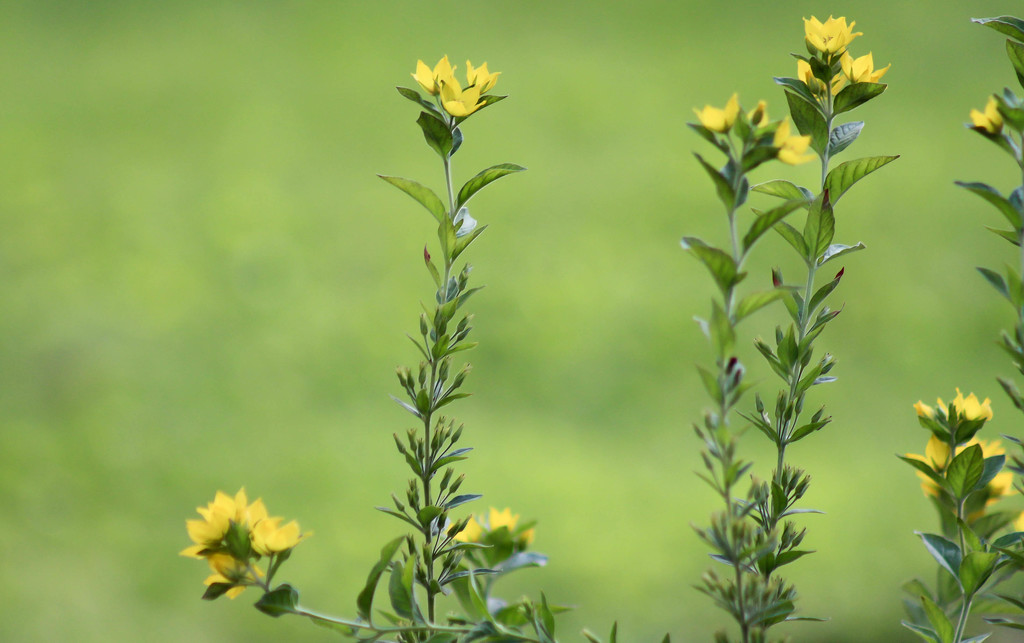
left=1008, top=40, right=1024, bottom=89
left=710, top=299, right=735, bottom=356
left=898, top=457, right=946, bottom=491
left=451, top=224, right=487, bottom=262
left=445, top=493, right=482, bottom=509
left=956, top=181, right=1023, bottom=229
left=961, top=551, right=1000, bottom=595
left=388, top=556, right=419, bottom=621
left=974, top=15, right=1024, bottom=42
left=456, top=163, right=526, bottom=210
left=833, top=82, right=887, bottom=115
left=807, top=268, right=843, bottom=315
left=786, top=91, right=828, bottom=155
left=947, top=444, right=984, bottom=498
left=696, top=364, right=722, bottom=404
left=734, top=289, right=791, bottom=323
left=694, top=153, right=736, bottom=211
left=417, top=506, right=444, bottom=529
left=397, top=86, right=440, bottom=113
left=379, top=175, right=447, bottom=223
left=900, top=620, right=941, bottom=643
left=803, top=190, right=835, bottom=259
left=202, top=582, right=234, bottom=601
left=828, top=121, right=864, bottom=157
left=773, top=220, right=809, bottom=257
left=975, top=454, right=1006, bottom=492
left=774, top=76, right=823, bottom=110
left=921, top=594, right=955, bottom=643
left=818, top=242, right=865, bottom=266
left=466, top=572, right=494, bottom=624
left=752, top=179, right=814, bottom=202
left=687, top=123, right=730, bottom=154
left=417, top=111, right=454, bottom=158
left=824, top=155, right=899, bottom=205
left=917, top=532, right=963, bottom=585
left=255, top=584, right=300, bottom=618
left=743, top=200, right=805, bottom=253
left=680, top=237, right=741, bottom=294
left=357, top=536, right=406, bottom=622
left=986, top=226, right=1021, bottom=245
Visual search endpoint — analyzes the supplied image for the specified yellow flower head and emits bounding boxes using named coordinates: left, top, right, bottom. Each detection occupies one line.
left=747, top=100, right=768, bottom=127
left=773, top=121, right=815, bottom=165
left=841, top=52, right=890, bottom=84
left=412, top=56, right=456, bottom=96
left=440, top=79, right=484, bottom=117
left=693, top=93, right=740, bottom=133
left=203, top=553, right=263, bottom=599
left=454, top=515, right=484, bottom=543
left=970, top=96, right=1004, bottom=135
left=181, top=488, right=267, bottom=558
left=452, top=507, right=534, bottom=545
left=804, top=15, right=862, bottom=56
left=940, top=388, right=994, bottom=422
left=251, top=517, right=308, bottom=556
left=466, top=60, right=500, bottom=93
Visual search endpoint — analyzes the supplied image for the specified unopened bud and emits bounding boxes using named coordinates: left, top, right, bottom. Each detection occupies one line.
left=772, top=267, right=783, bottom=288
left=393, top=433, right=407, bottom=455
left=834, top=267, right=845, bottom=282
left=391, top=493, right=405, bottom=512
left=450, top=474, right=465, bottom=494
left=423, top=245, right=431, bottom=264
left=419, top=313, right=429, bottom=337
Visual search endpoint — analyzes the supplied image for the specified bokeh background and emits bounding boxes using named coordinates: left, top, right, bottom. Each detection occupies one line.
left=6, top=1, right=1024, bottom=641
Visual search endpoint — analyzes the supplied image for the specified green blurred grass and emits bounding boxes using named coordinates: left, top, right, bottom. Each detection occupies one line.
left=4, top=1, right=1024, bottom=641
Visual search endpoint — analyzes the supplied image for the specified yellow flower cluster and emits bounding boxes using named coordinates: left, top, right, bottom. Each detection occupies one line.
left=692, top=94, right=813, bottom=165
left=454, top=506, right=535, bottom=546
left=412, top=55, right=500, bottom=117
left=914, top=388, right=994, bottom=422
left=180, top=488, right=308, bottom=598
left=798, top=16, right=889, bottom=98
left=970, top=96, right=1004, bottom=135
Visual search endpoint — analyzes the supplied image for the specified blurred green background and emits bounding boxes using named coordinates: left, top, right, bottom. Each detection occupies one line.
left=6, top=1, right=1024, bottom=641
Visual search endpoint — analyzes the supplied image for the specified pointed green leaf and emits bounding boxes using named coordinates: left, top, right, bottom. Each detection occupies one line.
left=680, top=237, right=741, bottom=293
left=752, top=179, right=814, bottom=202
left=734, top=289, right=791, bottom=323
left=786, top=91, right=828, bottom=155
left=948, top=443, right=984, bottom=498
left=743, top=200, right=805, bottom=252
left=774, top=77, right=823, bottom=110
left=833, top=82, right=887, bottom=115
left=255, top=584, right=300, bottom=617
left=379, top=175, right=447, bottom=223
left=917, top=532, right=963, bottom=584
left=397, top=86, right=441, bottom=113
left=356, top=537, right=406, bottom=622
left=1007, top=40, right=1024, bottom=89
left=957, top=181, right=1023, bottom=229
left=974, top=16, right=1024, bottom=42
left=773, top=220, right=809, bottom=257
left=417, top=111, right=454, bottom=158
left=803, top=190, right=835, bottom=259
left=818, top=242, right=866, bottom=265
left=388, top=556, right=416, bottom=620
left=828, top=121, right=864, bottom=156
left=825, top=155, right=899, bottom=204
left=921, top=594, right=955, bottom=643
left=694, top=153, right=736, bottom=211
left=456, top=163, right=526, bottom=210
left=961, top=551, right=1000, bottom=595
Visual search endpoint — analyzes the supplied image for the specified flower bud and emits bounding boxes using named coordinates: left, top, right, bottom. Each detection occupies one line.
left=419, top=313, right=429, bottom=337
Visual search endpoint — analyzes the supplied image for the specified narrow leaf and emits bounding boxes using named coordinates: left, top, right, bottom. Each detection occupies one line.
left=456, top=163, right=526, bottom=210
left=743, top=200, right=805, bottom=252
left=752, top=179, right=814, bottom=202
left=379, top=175, right=447, bottom=223
left=917, top=532, right=963, bottom=584
left=974, top=15, right=1024, bottom=42
left=833, top=82, right=887, bottom=115
left=694, top=153, right=736, bottom=211
left=734, top=289, right=791, bottom=323
left=921, top=594, right=955, bottom=643
left=828, top=121, right=864, bottom=156
left=825, top=155, right=899, bottom=204
left=786, top=91, right=828, bottom=154
left=957, top=181, right=1023, bottom=229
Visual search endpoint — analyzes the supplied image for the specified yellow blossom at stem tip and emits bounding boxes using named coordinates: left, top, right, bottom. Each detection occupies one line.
left=412, top=56, right=456, bottom=96
left=773, top=121, right=815, bottom=165
left=970, top=96, right=1004, bottom=135
left=804, top=15, right=862, bottom=56
left=747, top=100, right=768, bottom=127
left=693, top=93, right=740, bottom=133
left=466, top=60, right=500, bottom=93
left=841, top=52, right=890, bottom=84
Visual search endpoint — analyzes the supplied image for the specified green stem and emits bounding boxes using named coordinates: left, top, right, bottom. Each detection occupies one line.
left=953, top=594, right=973, bottom=643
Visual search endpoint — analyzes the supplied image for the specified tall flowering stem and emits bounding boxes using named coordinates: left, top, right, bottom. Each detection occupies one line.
left=181, top=58, right=559, bottom=643
left=686, top=93, right=815, bottom=642
left=740, top=12, right=896, bottom=620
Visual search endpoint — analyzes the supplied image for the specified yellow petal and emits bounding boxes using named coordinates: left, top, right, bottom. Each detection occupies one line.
left=454, top=515, right=484, bottom=542
left=413, top=60, right=439, bottom=95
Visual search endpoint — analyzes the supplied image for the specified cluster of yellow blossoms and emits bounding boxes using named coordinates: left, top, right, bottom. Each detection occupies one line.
left=905, top=391, right=1016, bottom=522
left=412, top=55, right=500, bottom=117
left=455, top=506, right=535, bottom=547
left=181, top=488, right=307, bottom=598
left=799, top=16, right=890, bottom=97
left=692, top=94, right=814, bottom=165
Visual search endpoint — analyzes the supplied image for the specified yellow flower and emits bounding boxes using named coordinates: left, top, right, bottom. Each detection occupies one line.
left=693, top=93, right=740, bottom=133
left=773, top=121, right=815, bottom=165
left=797, top=60, right=844, bottom=96
left=747, top=100, right=768, bottom=127
left=251, top=517, right=308, bottom=556
left=970, top=96, right=1004, bottom=135
left=841, top=52, right=890, bottom=84
left=180, top=488, right=268, bottom=558
left=203, top=553, right=263, bottom=599
left=465, top=60, right=500, bottom=93
left=940, top=389, right=994, bottom=422
left=412, top=56, right=456, bottom=96
left=440, top=79, right=485, bottom=117
left=454, top=515, right=484, bottom=543
left=804, top=15, right=862, bottom=56
left=914, top=401, right=935, bottom=419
